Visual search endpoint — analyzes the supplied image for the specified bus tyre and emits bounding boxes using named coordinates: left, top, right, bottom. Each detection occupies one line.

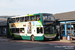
left=31, top=36, right=35, bottom=41
left=11, top=35, right=14, bottom=40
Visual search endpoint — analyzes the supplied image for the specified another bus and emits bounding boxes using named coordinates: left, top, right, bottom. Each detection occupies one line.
left=7, top=13, right=59, bottom=41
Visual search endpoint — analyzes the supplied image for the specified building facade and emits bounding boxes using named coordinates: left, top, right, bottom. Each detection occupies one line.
left=54, top=11, right=75, bottom=40
left=0, top=18, right=7, bottom=36
left=0, top=16, right=13, bottom=37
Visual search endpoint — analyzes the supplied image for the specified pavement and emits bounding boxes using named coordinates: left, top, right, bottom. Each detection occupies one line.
left=0, top=37, right=11, bottom=42
left=0, top=37, right=75, bottom=46
left=60, top=40, right=75, bottom=43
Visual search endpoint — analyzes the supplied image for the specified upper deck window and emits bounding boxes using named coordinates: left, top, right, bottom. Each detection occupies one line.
left=43, top=14, right=55, bottom=21
left=16, top=18, right=19, bottom=22
left=30, top=16, right=36, bottom=21
left=36, top=15, right=40, bottom=21
left=25, top=16, right=29, bottom=22
left=20, top=17, right=24, bottom=22
left=9, top=18, right=15, bottom=23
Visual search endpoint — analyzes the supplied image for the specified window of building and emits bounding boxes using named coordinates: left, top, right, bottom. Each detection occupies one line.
left=25, top=16, right=29, bottom=22
left=67, top=31, right=71, bottom=34
left=67, top=24, right=70, bottom=30
left=66, top=24, right=71, bottom=35
left=61, top=25, right=65, bottom=36
left=70, top=24, right=75, bottom=37
left=37, top=27, right=43, bottom=33
left=20, top=17, right=24, bottom=22
left=61, top=25, right=65, bottom=30
left=61, top=22, right=75, bottom=37
left=73, top=31, right=75, bottom=37
left=62, top=31, right=65, bottom=35
left=30, top=16, right=36, bottom=21
left=74, top=25, right=75, bottom=30
left=71, top=25, right=74, bottom=30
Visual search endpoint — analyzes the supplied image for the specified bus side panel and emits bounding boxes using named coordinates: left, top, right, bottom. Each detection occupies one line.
left=13, top=34, right=31, bottom=40
left=34, top=35, right=44, bottom=40
left=14, top=35, right=22, bottom=39
left=21, top=36, right=31, bottom=40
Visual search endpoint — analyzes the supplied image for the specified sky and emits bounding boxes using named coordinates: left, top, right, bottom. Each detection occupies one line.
left=0, top=0, right=75, bottom=16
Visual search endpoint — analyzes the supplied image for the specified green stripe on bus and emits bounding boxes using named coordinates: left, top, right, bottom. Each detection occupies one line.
left=33, top=13, right=41, bottom=15
left=21, top=36, right=31, bottom=40
left=35, top=35, right=44, bottom=40
left=40, top=14, right=43, bottom=25
left=14, top=35, right=44, bottom=40
left=38, top=21, right=42, bottom=26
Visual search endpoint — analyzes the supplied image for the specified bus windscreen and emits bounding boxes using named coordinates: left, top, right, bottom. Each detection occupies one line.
left=42, top=14, right=55, bottom=22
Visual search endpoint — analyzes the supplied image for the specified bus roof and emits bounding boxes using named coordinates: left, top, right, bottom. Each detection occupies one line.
left=9, top=13, right=52, bottom=18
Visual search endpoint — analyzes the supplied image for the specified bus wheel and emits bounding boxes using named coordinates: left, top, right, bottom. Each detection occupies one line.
left=31, top=35, right=35, bottom=41
left=11, top=35, right=14, bottom=40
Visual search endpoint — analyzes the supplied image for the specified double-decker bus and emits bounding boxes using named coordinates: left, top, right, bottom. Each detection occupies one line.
left=7, top=13, right=59, bottom=41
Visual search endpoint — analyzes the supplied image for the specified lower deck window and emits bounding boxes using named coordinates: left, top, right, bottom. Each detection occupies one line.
left=10, top=28, right=25, bottom=33
left=16, top=28, right=19, bottom=33
left=10, top=28, right=16, bottom=33
left=20, top=28, right=24, bottom=33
